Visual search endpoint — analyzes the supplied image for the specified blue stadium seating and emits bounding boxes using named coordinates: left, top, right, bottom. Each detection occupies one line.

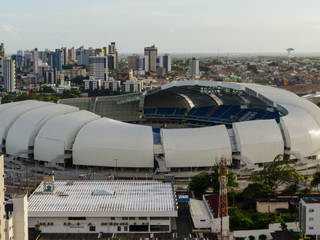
left=143, top=105, right=280, bottom=124
left=144, top=108, right=156, bottom=115
left=157, top=108, right=175, bottom=115
left=175, top=108, right=187, bottom=115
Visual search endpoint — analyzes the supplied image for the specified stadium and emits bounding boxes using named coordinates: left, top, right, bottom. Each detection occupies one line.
left=1, top=80, right=320, bottom=173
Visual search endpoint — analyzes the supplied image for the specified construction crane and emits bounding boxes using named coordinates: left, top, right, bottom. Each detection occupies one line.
left=218, top=156, right=230, bottom=240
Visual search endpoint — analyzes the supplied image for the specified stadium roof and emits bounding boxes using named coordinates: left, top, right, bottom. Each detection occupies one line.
left=1, top=81, right=320, bottom=167
left=28, top=180, right=177, bottom=217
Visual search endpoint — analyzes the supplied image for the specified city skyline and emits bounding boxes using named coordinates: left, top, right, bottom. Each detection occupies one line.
left=1, top=0, right=320, bottom=54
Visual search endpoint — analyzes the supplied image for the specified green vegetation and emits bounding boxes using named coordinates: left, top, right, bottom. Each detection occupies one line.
left=311, top=171, right=320, bottom=191
left=252, top=154, right=299, bottom=190
left=189, top=172, right=212, bottom=199
left=189, top=168, right=238, bottom=199
left=2, top=90, right=80, bottom=103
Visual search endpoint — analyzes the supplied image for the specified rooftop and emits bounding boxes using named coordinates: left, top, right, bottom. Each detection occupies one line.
left=302, top=196, right=320, bottom=204
left=28, top=180, right=177, bottom=217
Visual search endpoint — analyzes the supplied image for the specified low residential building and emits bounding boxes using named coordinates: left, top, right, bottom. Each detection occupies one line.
left=103, top=78, right=121, bottom=92
left=84, top=76, right=102, bottom=91
left=256, top=199, right=289, bottom=214
left=124, top=77, right=144, bottom=92
left=299, top=196, right=320, bottom=239
left=28, top=180, right=177, bottom=235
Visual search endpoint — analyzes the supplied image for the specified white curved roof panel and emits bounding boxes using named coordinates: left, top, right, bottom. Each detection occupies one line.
left=72, top=118, right=154, bottom=168
left=34, top=110, right=100, bottom=162
left=160, top=80, right=244, bottom=91
left=6, top=104, right=78, bottom=157
left=161, top=125, right=232, bottom=168
left=233, top=119, right=284, bottom=164
left=280, top=104, right=320, bottom=158
left=0, top=101, right=53, bottom=148
left=244, top=83, right=320, bottom=127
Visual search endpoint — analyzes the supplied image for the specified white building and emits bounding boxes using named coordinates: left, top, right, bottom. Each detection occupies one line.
left=189, top=57, right=200, bottom=79
left=299, top=197, right=320, bottom=239
left=124, top=77, right=144, bottom=92
left=28, top=180, right=177, bottom=235
left=5, top=194, right=29, bottom=240
left=88, top=55, right=108, bottom=81
left=3, top=58, right=16, bottom=92
left=84, top=77, right=102, bottom=91
left=103, top=78, right=121, bottom=92
left=189, top=194, right=229, bottom=234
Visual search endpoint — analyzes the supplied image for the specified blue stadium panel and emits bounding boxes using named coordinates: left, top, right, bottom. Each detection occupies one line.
left=153, top=128, right=162, bottom=144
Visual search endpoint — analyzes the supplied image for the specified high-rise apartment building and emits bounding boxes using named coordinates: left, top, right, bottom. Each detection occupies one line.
left=162, top=54, right=171, bottom=73
left=47, top=49, right=62, bottom=72
left=0, top=43, right=4, bottom=57
left=128, top=54, right=145, bottom=71
left=0, top=56, right=3, bottom=79
left=107, top=42, right=118, bottom=70
left=0, top=43, right=4, bottom=78
left=88, top=56, right=108, bottom=81
left=16, top=50, right=24, bottom=71
left=189, top=57, right=200, bottom=79
left=4, top=58, right=16, bottom=92
left=144, top=45, right=157, bottom=72
left=61, top=47, right=68, bottom=65
left=76, top=47, right=91, bottom=66
left=68, top=47, right=76, bottom=63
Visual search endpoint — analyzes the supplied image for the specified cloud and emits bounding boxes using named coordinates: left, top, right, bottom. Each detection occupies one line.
left=1, top=24, right=19, bottom=36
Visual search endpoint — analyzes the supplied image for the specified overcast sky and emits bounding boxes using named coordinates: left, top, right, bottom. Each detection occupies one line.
left=1, top=0, right=320, bottom=54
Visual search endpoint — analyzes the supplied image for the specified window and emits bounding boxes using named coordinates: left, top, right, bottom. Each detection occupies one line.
left=150, top=217, right=169, bottom=220
left=309, top=217, right=314, bottom=221
left=139, top=217, right=147, bottom=220
left=309, top=226, right=314, bottom=230
left=150, top=225, right=169, bottom=232
left=200, top=219, right=206, bottom=222
left=117, top=226, right=121, bottom=231
left=309, top=209, right=315, bottom=213
left=122, top=217, right=128, bottom=220
left=89, top=226, right=96, bottom=232
left=129, top=217, right=135, bottom=220
left=129, top=225, right=148, bottom=232
left=68, top=217, right=86, bottom=220
left=124, top=226, right=128, bottom=231
left=111, top=217, right=115, bottom=220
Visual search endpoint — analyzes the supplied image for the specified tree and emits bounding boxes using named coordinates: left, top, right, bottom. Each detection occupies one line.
left=240, top=183, right=275, bottom=201
left=252, top=154, right=300, bottom=190
left=311, top=171, right=320, bottom=191
left=189, top=172, right=212, bottom=199
left=282, top=182, right=299, bottom=195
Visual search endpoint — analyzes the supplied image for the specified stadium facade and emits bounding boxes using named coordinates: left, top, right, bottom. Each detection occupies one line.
left=1, top=80, right=320, bottom=171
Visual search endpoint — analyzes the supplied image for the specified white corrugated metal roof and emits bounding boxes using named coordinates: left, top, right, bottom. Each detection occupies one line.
left=28, top=180, right=177, bottom=217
